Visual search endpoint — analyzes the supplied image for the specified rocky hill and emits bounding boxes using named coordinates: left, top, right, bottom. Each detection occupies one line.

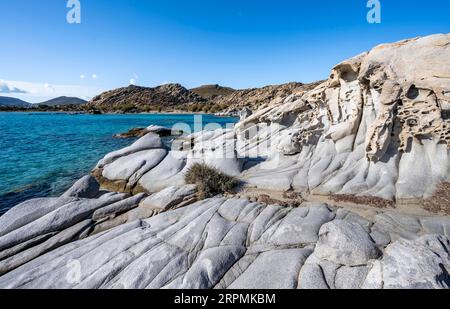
left=38, top=96, right=87, bottom=107
left=212, top=82, right=312, bottom=110
left=0, top=34, right=449, bottom=289
left=86, top=82, right=315, bottom=114
left=190, top=84, right=236, bottom=99
left=87, top=84, right=207, bottom=112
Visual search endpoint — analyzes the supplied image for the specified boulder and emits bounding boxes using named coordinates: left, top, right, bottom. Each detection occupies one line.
left=147, top=125, right=183, bottom=137
left=228, top=248, right=312, bottom=289
left=63, top=175, right=100, bottom=199
left=113, top=125, right=183, bottom=139
left=0, top=197, right=77, bottom=237
left=314, top=220, right=381, bottom=266
left=101, top=149, right=167, bottom=182
left=139, top=185, right=197, bottom=212
left=0, top=193, right=127, bottom=251
left=96, top=133, right=164, bottom=168
left=138, top=151, right=188, bottom=192
left=92, top=193, right=147, bottom=221
left=0, top=219, right=93, bottom=276
left=363, top=235, right=450, bottom=289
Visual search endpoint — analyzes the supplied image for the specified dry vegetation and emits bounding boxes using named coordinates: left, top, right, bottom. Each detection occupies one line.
left=257, top=192, right=304, bottom=208
left=184, top=163, right=238, bottom=200
left=424, top=182, right=450, bottom=215
left=329, top=194, right=395, bottom=209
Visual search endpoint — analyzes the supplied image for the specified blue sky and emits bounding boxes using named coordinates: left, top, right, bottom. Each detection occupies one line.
left=0, top=0, right=449, bottom=102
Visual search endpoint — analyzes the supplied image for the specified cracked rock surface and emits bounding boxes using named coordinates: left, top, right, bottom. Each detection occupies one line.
left=0, top=196, right=450, bottom=289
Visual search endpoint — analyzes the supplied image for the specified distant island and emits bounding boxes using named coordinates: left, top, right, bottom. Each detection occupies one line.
left=0, top=96, right=87, bottom=112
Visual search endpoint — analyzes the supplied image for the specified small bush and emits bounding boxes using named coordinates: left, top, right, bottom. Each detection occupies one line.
left=185, top=163, right=238, bottom=199
left=118, top=103, right=135, bottom=113
left=258, top=193, right=304, bottom=208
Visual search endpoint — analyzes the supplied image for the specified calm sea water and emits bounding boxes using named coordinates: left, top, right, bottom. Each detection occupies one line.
left=0, top=112, right=238, bottom=214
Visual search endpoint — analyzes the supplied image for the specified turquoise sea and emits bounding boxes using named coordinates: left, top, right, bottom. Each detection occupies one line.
left=0, top=112, right=238, bottom=214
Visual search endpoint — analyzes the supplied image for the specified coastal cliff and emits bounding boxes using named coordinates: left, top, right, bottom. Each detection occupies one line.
left=0, top=34, right=449, bottom=289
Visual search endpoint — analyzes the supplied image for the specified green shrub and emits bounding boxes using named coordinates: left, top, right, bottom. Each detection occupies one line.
left=208, top=104, right=224, bottom=114
left=185, top=163, right=238, bottom=199
left=118, top=103, right=135, bottom=113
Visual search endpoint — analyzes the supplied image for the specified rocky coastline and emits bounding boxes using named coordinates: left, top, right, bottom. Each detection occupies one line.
left=0, top=34, right=449, bottom=289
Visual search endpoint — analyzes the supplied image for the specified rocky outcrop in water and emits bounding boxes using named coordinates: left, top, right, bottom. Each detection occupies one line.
left=113, top=125, right=184, bottom=139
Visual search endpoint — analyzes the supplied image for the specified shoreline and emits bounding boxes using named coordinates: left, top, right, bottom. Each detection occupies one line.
left=0, top=110, right=238, bottom=117
left=0, top=113, right=239, bottom=214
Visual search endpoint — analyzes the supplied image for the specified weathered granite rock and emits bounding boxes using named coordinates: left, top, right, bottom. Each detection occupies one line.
left=314, top=220, right=381, bottom=266
left=94, top=35, right=449, bottom=203
left=63, top=176, right=100, bottom=199
left=1, top=196, right=450, bottom=289
left=139, top=185, right=197, bottom=212
left=92, top=193, right=147, bottom=221
left=234, top=34, right=449, bottom=201
left=334, top=266, right=369, bottom=289
left=96, top=133, right=164, bottom=168
left=0, top=193, right=127, bottom=251
left=239, top=107, right=253, bottom=121
left=88, top=186, right=197, bottom=236
left=227, top=248, right=312, bottom=289
left=0, top=197, right=77, bottom=237
left=138, top=151, right=188, bottom=192
left=363, top=235, right=450, bottom=289
left=102, top=149, right=167, bottom=182
left=0, top=219, right=93, bottom=276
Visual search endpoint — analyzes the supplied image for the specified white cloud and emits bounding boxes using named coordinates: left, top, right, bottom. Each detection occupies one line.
left=129, top=73, right=139, bottom=85
left=0, top=80, right=27, bottom=94
left=0, top=79, right=105, bottom=103
left=92, top=74, right=98, bottom=79
left=80, top=74, right=86, bottom=79
left=44, top=83, right=54, bottom=92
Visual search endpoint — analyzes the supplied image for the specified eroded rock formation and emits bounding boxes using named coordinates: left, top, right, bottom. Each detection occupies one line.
left=92, top=34, right=450, bottom=202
